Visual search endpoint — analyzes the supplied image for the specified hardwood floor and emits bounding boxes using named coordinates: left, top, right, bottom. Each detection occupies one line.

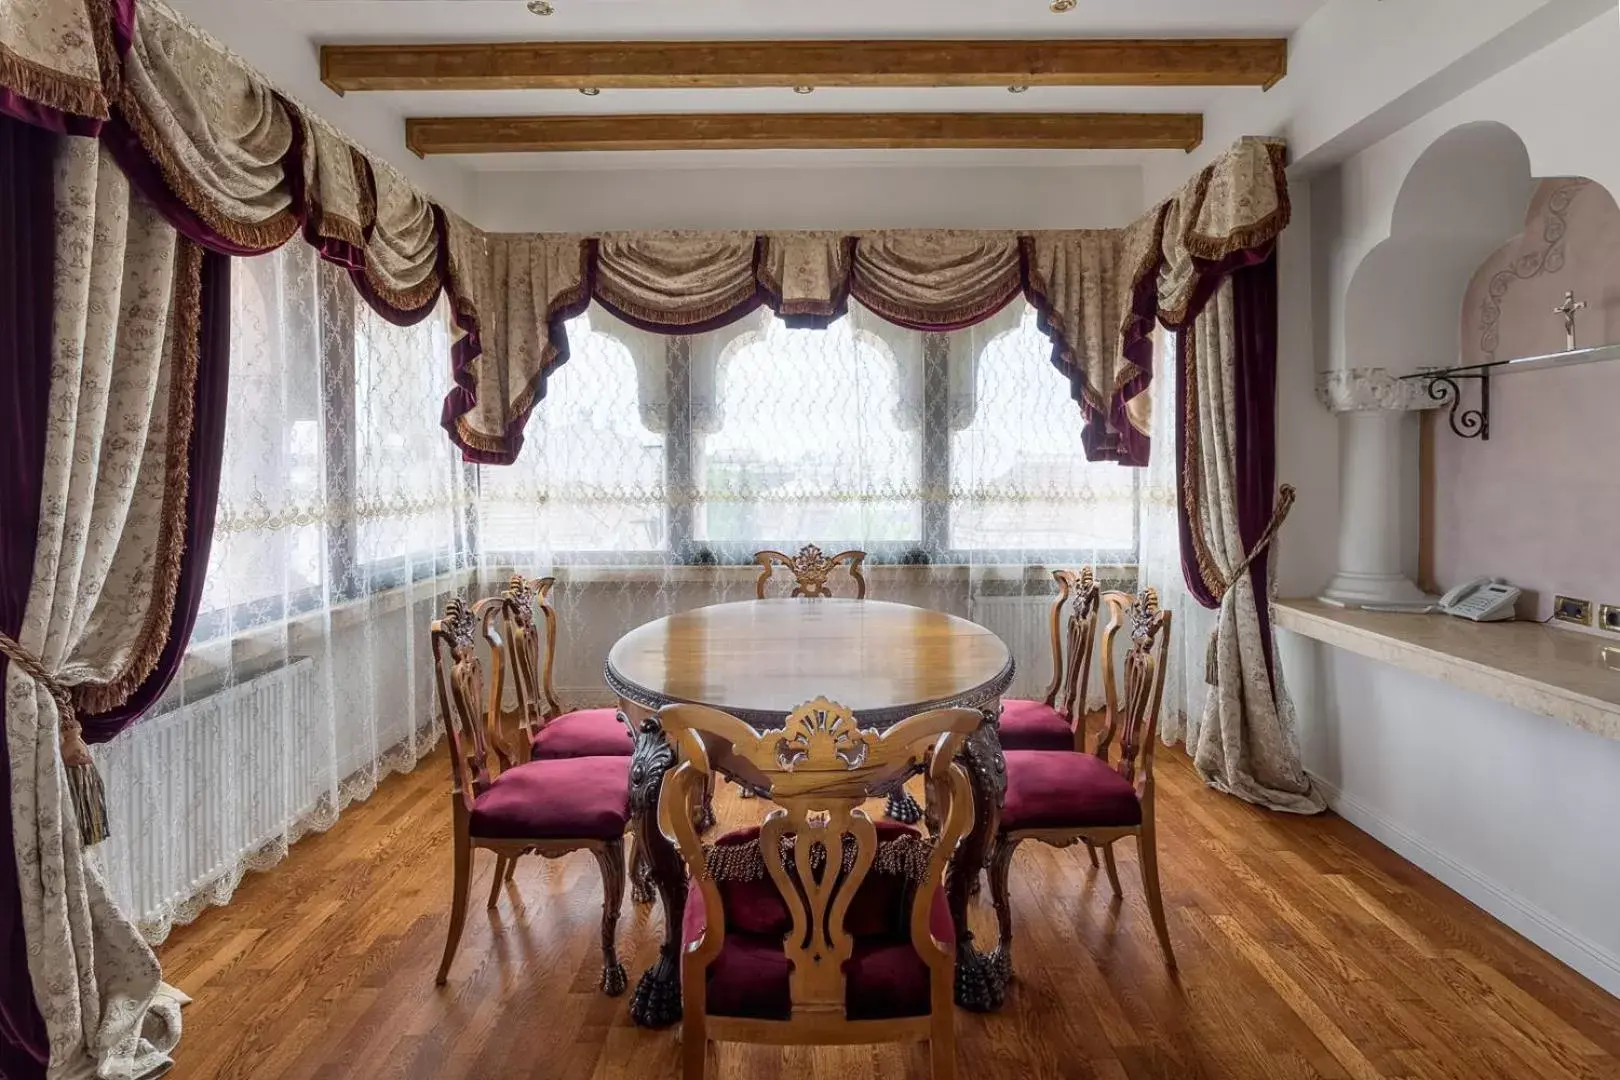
left=160, top=749, right=1620, bottom=1080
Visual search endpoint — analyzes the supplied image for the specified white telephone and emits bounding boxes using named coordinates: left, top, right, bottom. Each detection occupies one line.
left=1437, top=577, right=1522, bottom=622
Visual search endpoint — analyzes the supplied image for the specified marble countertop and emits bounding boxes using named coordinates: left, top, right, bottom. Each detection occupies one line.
left=1274, top=599, right=1620, bottom=742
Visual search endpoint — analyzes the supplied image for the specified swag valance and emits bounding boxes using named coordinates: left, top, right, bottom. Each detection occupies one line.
left=448, top=137, right=1290, bottom=467
left=0, top=0, right=1288, bottom=473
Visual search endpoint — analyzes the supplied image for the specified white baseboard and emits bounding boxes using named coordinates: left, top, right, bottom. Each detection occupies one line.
left=1311, top=773, right=1620, bottom=999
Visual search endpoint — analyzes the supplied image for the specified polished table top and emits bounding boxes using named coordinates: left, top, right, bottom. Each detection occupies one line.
left=605, top=598, right=1014, bottom=728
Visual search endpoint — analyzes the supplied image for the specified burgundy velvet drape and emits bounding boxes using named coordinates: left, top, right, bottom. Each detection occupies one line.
left=0, top=110, right=57, bottom=1080
left=1174, top=253, right=1281, bottom=678
left=79, top=251, right=232, bottom=741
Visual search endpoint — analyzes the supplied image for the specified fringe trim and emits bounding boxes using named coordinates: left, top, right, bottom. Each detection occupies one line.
left=595, top=278, right=758, bottom=331
left=1179, top=325, right=1228, bottom=604
left=114, top=81, right=299, bottom=253
left=703, top=831, right=936, bottom=884
left=0, top=39, right=110, bottom=120
left=362, top=260, right=443, bottom=316
left=76, top=241, right=204, bottom=717
left=851, top=267, right=1022, bottom=333
left=1183, top=142, right=1291, bottom=263
left=1157, top=165, right=1215, bottom=330
left=755, top=235, right=854, bottom=320
left=454, top=415, right=512, bottom=457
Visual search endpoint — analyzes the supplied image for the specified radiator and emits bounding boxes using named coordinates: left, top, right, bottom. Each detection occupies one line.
left=967, top=594, right=1054, bottom=702
left=93, top=656, right=323, bottom=943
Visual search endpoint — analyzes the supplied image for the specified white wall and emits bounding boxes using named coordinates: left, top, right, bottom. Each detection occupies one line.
left=1280, top=631, right=1620, bottom=995
left=469, top=162, right=1146, bottom=233
left=1276, top=10, right=1620, bottom=997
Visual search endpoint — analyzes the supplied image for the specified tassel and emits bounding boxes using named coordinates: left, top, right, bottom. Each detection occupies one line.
left=59, top=716, right=110, bottom=847
left=66, top=761, right=110, bottom=847
left=1204, top=629, right=1220, bottom=686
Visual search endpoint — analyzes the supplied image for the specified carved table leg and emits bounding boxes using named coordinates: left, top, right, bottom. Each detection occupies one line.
left=625, top=710, right=685, bottom=1028
left=948, top=712, right=1010, bottom=1012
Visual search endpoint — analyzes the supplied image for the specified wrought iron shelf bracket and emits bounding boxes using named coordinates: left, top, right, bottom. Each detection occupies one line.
left=1401, top=339, right=1620, bottom=441
left=1406, top=369, right=1491, bottom=440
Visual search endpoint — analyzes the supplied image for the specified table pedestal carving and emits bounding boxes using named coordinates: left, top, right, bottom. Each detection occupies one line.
left=950, top=716, right=1010, bottom=1011
left=626, top=713, right=684, bottom=1029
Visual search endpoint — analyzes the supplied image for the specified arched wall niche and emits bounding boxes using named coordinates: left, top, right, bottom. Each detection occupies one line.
left=1341, top=122, right=1538, bottom=374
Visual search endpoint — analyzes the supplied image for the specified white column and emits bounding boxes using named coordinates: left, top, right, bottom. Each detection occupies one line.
left=1316, top=368, right=1438, bottom=608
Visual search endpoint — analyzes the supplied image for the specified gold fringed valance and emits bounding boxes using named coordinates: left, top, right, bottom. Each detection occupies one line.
left=453, top=139, right=1288, bottom=466
left=0, top=0, right=1287, bottom=470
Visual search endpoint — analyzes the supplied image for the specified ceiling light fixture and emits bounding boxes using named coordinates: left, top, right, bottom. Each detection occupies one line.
left=526, top=0, right=554, bottom=15
left=579, top=87, right=600, bottom=96
left=1049, top=0, right=1076, bottom=11
left=1008, top=85, right=1029, bottom=93
left=793, top=85, right=815, bottom=94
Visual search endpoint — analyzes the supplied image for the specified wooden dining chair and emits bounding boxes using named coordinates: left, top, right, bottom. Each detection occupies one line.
left=753, top=544, right=868, bottom=598
left=430, top=596, right=632, bottom=994
left=986, top=588, right=1176, bottom=971
left=658, top=697, right=979, bottom=1080
left=997, top=567, right=1101, bottom=753
left=491, top=574, right=634, bottom=762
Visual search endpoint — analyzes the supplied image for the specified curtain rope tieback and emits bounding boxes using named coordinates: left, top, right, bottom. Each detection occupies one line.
left=0, top=629, right=110, bottom=846
left=1204, top=484, right=1297, bottom=686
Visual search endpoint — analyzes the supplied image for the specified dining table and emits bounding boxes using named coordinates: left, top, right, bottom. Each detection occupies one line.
left=604, top=596, right=1016, bottom=1028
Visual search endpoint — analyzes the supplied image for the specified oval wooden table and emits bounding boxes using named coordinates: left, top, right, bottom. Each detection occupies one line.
left=606, top=598, right=1016, bottom=1028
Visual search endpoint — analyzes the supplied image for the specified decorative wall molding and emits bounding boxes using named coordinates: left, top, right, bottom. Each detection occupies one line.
left=1315, top=367, right=1441, bottom=413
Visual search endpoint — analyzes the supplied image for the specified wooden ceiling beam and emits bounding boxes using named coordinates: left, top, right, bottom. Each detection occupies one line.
left=323, top=38, right=1286, bottom=93
left=403, top=112, right=1204, bottom=155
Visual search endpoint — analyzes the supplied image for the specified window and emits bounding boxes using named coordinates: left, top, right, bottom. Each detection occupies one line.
left=196, top=244, right=472, bottom=638
left=485, top=300, right=1138, bottom=566
left=478, top=309, right=666, bottom=555
left=694, top=315, right=921, bottom=550
left=950, top=305, right=1136, bottom=555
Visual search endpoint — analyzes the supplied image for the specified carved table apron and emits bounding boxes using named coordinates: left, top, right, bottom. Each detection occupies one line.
left=605, top=598, right=1015, bottom=1027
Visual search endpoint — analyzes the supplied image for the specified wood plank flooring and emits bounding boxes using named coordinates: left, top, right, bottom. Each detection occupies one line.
left=159, top=749, right=1620, bottom=1079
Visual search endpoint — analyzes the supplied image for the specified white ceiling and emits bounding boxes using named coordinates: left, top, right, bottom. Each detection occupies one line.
left=174, top=0, right=1329, bottom=184
left=294, top=0, right=1328, bottom=43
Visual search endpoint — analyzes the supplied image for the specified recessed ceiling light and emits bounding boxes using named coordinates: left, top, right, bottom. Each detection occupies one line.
left=1008, top=85, right=1029, bottom=94
left=526, top=0, right=554, bottom=15
left=1049, top=0, right=1076, bottom=11
left=579, top=87, right=600, bottom=96
left=793, top=85, right=815, bottom=94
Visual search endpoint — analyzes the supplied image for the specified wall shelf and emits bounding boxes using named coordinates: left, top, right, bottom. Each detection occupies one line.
left=1401, top=341, right=1620, bottom=440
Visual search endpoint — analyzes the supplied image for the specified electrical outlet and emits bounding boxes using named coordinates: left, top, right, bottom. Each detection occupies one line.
left=1553, top=595, right=1593, bottom=626
left=1599, top=604, right=1620, bottom=635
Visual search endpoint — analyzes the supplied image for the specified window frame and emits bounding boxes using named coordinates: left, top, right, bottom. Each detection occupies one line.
left=481, top=310, right=1140, bottom=570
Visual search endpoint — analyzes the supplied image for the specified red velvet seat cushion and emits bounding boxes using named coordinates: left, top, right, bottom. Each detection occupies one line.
left=1001, top=749, right=1142, bottom=831
left=997, top=698, right=1075, bottom=753
left=681, top=870, right=954, bottom=1021
left=468, top=755, right=630, bottom=841
left=531, top=708, right=633, bottom=759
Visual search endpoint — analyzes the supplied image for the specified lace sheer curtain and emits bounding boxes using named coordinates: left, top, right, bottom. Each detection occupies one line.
left=1140, top=332, right=1217, bottom=748
left=479, top=298, right=1140, bottom=710
left=92, top=242, right=470, bottom=941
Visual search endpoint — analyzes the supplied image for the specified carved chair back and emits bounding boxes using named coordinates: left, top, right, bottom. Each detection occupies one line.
left=1096, top=589, right=1172, bottom=797
left=753, top=545, right=868, bottom=599
left=484, top=575, right=565, bottom=752
left=658, top=698, right=978, bottom=1020
left=430, top=597, right=499, bottom=810
left=1040, top=567, right=1102, bottom=726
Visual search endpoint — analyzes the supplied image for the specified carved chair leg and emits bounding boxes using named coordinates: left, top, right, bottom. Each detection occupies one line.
left=435, top=827, right=473, bottom=985
left=594, top=838, right=629, bottom=995
left=1137, top=826, right=1177, bottom=970
left=486, top=855, right=508, bottom=910
left=682, top=1024, right=708, bottom=1080
left=987, top=837, right=1020, bottom=974
left=1101, top=842, right=1123, bottom=899
left=1084, top=840, right=1099, bottom=868
left=930, top=1008, right=958, bottom=1080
